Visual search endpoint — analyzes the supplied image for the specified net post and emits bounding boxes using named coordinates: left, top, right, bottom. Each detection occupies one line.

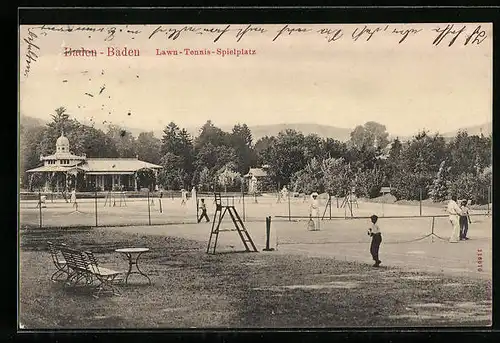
left=38, top=192, right=42, bottom=229
left=159, top=191, right=163, bottom=214
left=263, top=216, right=274, bottom=251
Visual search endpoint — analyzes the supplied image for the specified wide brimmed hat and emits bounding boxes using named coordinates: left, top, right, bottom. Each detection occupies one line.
left=311, top=192, right=319, bottom=197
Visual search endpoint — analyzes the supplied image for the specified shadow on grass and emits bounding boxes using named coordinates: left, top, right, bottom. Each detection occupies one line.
left=208, top=250, right=259, bottom=255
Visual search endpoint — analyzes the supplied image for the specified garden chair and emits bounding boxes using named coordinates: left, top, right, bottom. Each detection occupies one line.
left=85, top=251, right=124, bottom=298
left=60, top=246, right=95, bottom=288
left=47, top=241, right=70, bottom=282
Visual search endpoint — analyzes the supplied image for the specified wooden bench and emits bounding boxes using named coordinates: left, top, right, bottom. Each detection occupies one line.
left=60, top=246, right=124, bottom=298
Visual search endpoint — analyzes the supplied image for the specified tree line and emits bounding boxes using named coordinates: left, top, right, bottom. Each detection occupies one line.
left=20, top=107, right=492, bottom=203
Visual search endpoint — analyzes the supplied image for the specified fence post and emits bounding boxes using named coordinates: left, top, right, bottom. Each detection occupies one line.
left=147, top=190, right=152, bottom=225
left=288, top=193, right=291, bottom=222
left=94, top=190, right=98, bottom=227
left=487, top=185, right=491, bottom=216
left=38, top=192, right=42, bottom=229
left=419, top=188, right=422, bottom=216
left=194, top=191, right=197, bottom=220
left=242, top=190, right=246, bottom=222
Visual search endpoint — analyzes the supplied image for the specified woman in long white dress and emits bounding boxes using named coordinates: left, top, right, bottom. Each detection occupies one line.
left=309, top=192, right=319, bottom=230
left=181, top=189, right=187, bottom=206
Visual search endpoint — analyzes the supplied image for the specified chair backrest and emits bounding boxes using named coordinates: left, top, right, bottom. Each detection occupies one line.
left=47, top=241, right=65, bottom=267
left=60, top=247, right=91, bottom=273
left=84, top=251, right=100, bottom=274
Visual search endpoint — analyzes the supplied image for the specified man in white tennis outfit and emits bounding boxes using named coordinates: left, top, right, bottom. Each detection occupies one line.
left=446, top=195, right=462, bottom=243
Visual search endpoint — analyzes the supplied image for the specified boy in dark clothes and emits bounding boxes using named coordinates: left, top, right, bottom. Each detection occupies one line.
left=367, top=214, right=382, bottom=267
left=197, top=198, right=210, bottom=223
left=459, top=199, right=471, bottom=240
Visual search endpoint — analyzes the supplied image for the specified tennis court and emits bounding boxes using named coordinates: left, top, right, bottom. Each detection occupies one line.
left=18, top=192, right=489, bottom=228
left=97, top=210, right=492, bottom=280
left=19, top=192, right=492, bottom=280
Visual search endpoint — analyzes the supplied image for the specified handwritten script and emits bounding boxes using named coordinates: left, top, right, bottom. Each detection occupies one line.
left=23, top=28, right=40, bottom=78
left=30, top=23, right=488, bottom=46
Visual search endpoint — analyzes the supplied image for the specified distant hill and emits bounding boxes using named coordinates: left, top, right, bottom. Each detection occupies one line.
left=19, top=114, right=492, bottom=144
left=19, top=115, right=46, bottom=129
left=241, top=123, right=353, bottom=142
left=182, top=123, right=353, bottom=142
left=441, top=122, right=492, bottom=137
left=392, top=122, right=492, bottom=143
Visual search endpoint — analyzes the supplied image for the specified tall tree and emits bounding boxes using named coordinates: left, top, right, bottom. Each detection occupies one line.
left=391, top=131, right=447, bottom=200
left=303, top=134, right=324, bottom=161
left=195, top=120, right=230, bottom=149
left=349, top=121, right=390, bottom=150
left=447, top=131, right=491, bottom=178
left=19, top=124, right=46, bottom=187
left=136, top=132, right=162, bottom=164
left=321, top=157, right=352, bottom=197
left=268, top=129, right=307, bottom=186
left=106, top=125, right=137, bottom=157
left=49, top=106, right=70, bottom=134
left=428, top=160, right=451, bottom=202
left=323, top=138, right=348, bottom=160
left=230, top=123, right=256, bottom=174
left=254, top=136, right=276, bottom=166
left=160, top=122, right=194, bottom=189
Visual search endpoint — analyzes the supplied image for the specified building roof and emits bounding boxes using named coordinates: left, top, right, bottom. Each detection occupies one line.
left=83, top=158, right=162, bottom=174
left=27, top=158, right=162, bottom=174
left=56, top=135, right=69, bottom=146
left=26, top=165, right=76, bottom=173
left=244, top=168, right=268, bottom=178
left=41, top=152, right=86, bottom=161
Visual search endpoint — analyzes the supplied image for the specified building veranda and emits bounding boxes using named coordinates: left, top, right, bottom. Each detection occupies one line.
left=26, top=132, right=162, bottom=192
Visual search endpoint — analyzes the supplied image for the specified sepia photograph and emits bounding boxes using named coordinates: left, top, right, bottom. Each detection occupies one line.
left=18, top=19, right=492, bottom=329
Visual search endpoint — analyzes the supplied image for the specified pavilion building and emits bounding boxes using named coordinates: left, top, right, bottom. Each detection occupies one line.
left=243, top=165, right=270, bottom=193
left=25, top=132, right=162, bottom=192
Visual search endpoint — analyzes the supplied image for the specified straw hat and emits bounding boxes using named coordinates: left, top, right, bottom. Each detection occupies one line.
left=311, top=192, right=319, bottom=197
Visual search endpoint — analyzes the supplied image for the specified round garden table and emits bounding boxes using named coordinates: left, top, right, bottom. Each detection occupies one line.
left=115, top=248, right=151, bottom=285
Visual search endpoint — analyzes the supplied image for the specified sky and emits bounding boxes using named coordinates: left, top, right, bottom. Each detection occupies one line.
left=19, top=23, right=492, bottom=136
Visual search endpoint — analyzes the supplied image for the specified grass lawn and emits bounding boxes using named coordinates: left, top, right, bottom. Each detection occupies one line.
left=19, top=226, right=492, bottom=329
